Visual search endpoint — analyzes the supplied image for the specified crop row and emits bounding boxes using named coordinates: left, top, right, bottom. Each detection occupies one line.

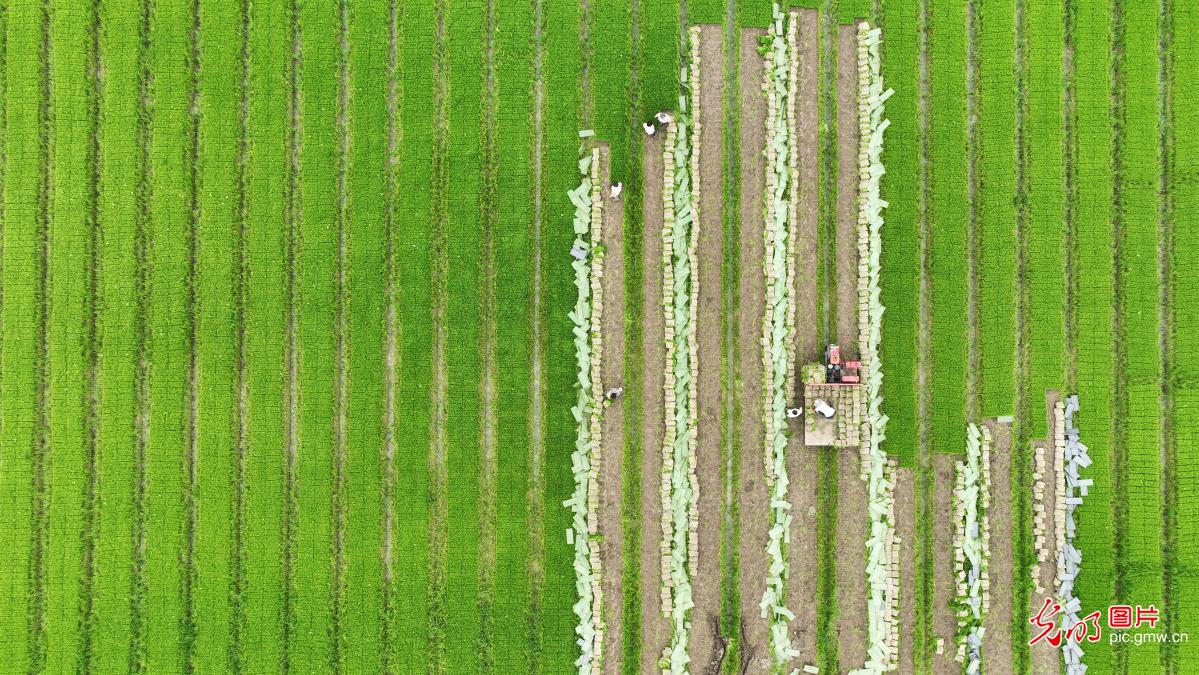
left=1119, top=3, right=1165, bottom=670
left=1069, top=0, right=1116, bottom=669
left=45, top=0, right=96, bottom=670
left=855, top=22, right=900, bottom=673
left=875, top=0, right=918, bottom=468
left=951, top=424, right=991, bottom=671
left=394, top=1, right=436, bottom=671
left=975, top=0, right=1017, bottom=418
left=543, top=0, right=586, bottom=667
left=494, top=0, right=537, bottom=668
left=1172, top=0, right=1199, bottom=665
left=93, top=1, right=141, bottom=670
left=927, top=0, right=968, bottom=458
left=758, top=7, right=799, bottom=671
left=566, top=146, right=602, bottom=673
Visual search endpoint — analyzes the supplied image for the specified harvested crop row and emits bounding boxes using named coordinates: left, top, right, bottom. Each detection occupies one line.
left=393, top=1, right=436, bottom=670
left=758, top=6, right=800, bottom=671
left=566, top=145, right=603, bottom=674
left=1069, top=0, right=1116, bottom=669
left=93, top=1, right=142, bottom=668
left=1054, top=396, right=1090, bottom=672
left=851, top=22, right=899, bottom=675
left=951, top=424, right=991, bottom=672
left=45, top=0, right=98, bottom=668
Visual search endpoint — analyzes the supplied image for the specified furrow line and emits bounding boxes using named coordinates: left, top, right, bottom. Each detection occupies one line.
left=231, top=0, right=251, bottom=662
left=915, top=0, right=934, bottom=665
left=281, top=0, right=301, bottom=667
left=331, top=2, right=350, bottom=664
left=965, top=0, right=979, bottom=421
left=479, top=0, right=499, bottom=668
left=380, top=0, right=401, bottom=670
left=1159, top=0, right=1176, bottom=668
left=528, top=0, right=546, bottom=666
left=183, top=2, right=200, bottom=665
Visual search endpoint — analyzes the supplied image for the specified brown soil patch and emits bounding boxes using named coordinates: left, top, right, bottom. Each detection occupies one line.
left=835, top=24, right=860, bottom=357
left=894, top=467, right=917, bottom=674
left=983, top=419, right=1015, bottom=675
left=639, top=129, right=669, bottom=673
left=735, top=27, right=770, bottom=674
left=787, top=10, right=821, bottom=671
left=597, top=145, right=626, bottom=674
left=835, top=448, right=869, bottom=669
left=1029, top=391, right=1060, bottom=674
left=932, top=452, right=959, bottom=674
left=691, top=24, right=728, bottom=675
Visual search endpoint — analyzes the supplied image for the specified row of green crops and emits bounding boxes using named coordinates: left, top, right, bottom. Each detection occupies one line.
left=494, top=0, right=536, bottom=668
left=295, top=0, right=341, bottom=669
left=876, top=0, right=918, bottom=469
left=94, top=0, right=141, bottom=670
left=395, top=0, right=435, bottom=670
left=244, top=0, right=290, bottom=667
left=44, top=0, right=94, bottom=669
left=445, top=0, right=485, bottom=668
left=544, top=0, right=585, bottom=669
left=975, top=0, right=1016, bottom=418
left=1070, top=0, right=1117, bottom=670
left=1118, top=2, right=1164, bottom=671
left=1023, top=0, right=1066, bottom=442
left=759, top=7, right=798, bottom=671
left=927, top=0, right=967, bottom=458
left=1171, top=0, right=1199, bottom=667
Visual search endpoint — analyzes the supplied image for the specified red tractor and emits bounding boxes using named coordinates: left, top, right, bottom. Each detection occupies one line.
left=824, top=344, right=861, bottom=385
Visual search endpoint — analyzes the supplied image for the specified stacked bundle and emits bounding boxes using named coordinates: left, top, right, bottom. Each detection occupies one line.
left=850, top=21, right=898, bottom=674
left=758, top=5, right=800, bottom=671
left=658, top=32, right=702, bottom=673
left=566, top=144, right=605, bottom=673
left=1055, top=395, right=1090, bottom=673
left=952, top=424, right=992, bottom=673
left=1031, top=441, right=1049, bottom=595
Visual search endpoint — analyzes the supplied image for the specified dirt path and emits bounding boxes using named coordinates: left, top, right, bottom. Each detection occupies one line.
left=835, top=448, right=869, bottom=669
left=597, top=145, right=626, bottom=674
left=691, top=24, right=728, bottom=674
left=932, top=452, right=959, bottom=674
left=639, top=129, right=669, bottom=674
left=983, top=419, right=1015, bottom=675
left=1029, top=391, right=1060, bottom=675
left=894, top=467, right=917, bottom=674
left=835, top=23, right=861, bottom=358
left=735, top=27, right=770, bottom=675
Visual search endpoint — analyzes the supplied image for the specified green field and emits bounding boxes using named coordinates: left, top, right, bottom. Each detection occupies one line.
left=0, top=0, right=1194, bottom=672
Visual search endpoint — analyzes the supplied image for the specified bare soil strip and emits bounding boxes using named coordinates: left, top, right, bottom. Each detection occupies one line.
left=639, top=129, right=669, bottom=674
left=735, top=27, right=769, bottom=674
left=1029, top=391, right=1060, bottom=675
left=692, top=24, right=728, bottom=674
left=894, top=467, right=918, bottom=675
left=982, top=419, right=1015, bottom=675
left=597, top=144, right=627, bottom=675
left=834, top=23, right=860, bottom=357
left=832, top=22, right=869, bottom=672
left=787, top=10, right=821, bottom=671
left=931, top=453, right=959, bottom=674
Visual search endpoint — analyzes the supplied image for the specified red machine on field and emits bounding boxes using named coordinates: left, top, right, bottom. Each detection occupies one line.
left=824, top=344, right=860, bottom=385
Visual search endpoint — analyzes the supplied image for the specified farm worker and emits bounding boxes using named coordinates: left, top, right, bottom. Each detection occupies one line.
left=786, top=407, right=801, bottom=419
left=655, top=111, right=674, bottom=125
left=643, top=122, right=656, bottom=136
left=604, top=387, right=623, bottom=408
left=610, top=182, right=623, bottom=199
